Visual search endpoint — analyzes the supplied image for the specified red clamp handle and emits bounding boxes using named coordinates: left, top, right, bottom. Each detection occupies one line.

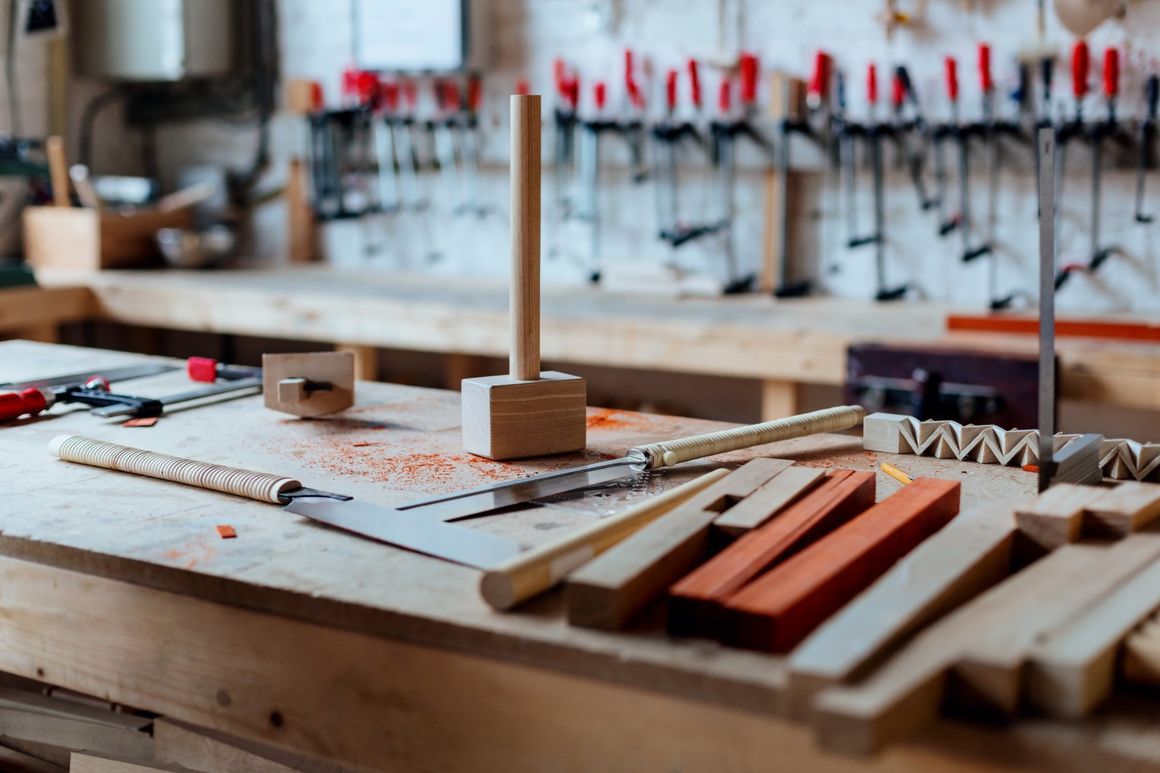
left=867, top=62, right=879, bottom=106
left=665, top=69, right=678, bottom=112
left=944, top=56, right=959, bottom=103
left=379, top=79, right=399, bottom=112
left=891, top=69, right=905, bottom=110
left=687, top=58, right=702, bottom=109
left=1072, top=40, right=1090, bottom=99
left=739, top=52, right=759, bottom=105
left=718, top=78, right=732, bottom=115
left=443, top=80, right=461, bottom=112
left=401, top=80, right=418, bottom=110
left=187, top=357, right=219, bottom=384
left=978, top=43, right=993, bottom=93
left=467, top=74, right=482, bottom=112
left=309, top=82, right=325, bottom=112
left=594, top=80, right=607, bottom=111
left=0, top=388, right=49, bottom=422
left=808, top=51, right=832, bottom=104
left=624, top=49, right=644, bottom=109
left=1103, top=47, right=1119, bottom=98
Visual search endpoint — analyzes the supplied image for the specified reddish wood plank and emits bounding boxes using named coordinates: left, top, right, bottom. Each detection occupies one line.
left=946, top=313, right=1160, bottom=343
left=667, top=470, right=874, bottom=638
left=721, top=478, right=962, bottom=653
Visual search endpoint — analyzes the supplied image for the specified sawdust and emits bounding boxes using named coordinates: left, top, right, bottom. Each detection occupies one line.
left=586, top=408, right=645, bottom=430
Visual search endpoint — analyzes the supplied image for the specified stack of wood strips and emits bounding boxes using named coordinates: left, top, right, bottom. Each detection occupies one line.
left=863, top=412, right=1160, bottom=483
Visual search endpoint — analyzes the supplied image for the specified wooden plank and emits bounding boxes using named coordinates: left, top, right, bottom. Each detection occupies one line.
left=69, top=752, right=183, bottom=773
left=667, top=470, right=874, bottom=638
left=0, top=688, right=150, bottom=732
left=153, top=719, right=354, bottom=773
left=286, top=157, right=317, bottom=263
left=785, top=506, right=1017, bottom=719
left=722, top=478, right=962, bottom=653
left=946, top=313, right=1160, bottom=343
left=1027, top=558, right=1160, bottom=718
left=1123, top=612, right=1160, bottom=687
left=0, top=287, right=95, bottom=333
left=759, top=380, right=799, bottom=421
left=565, top=459, right=789, bottom=630
left=1084, top=482, right=1160, bottom=537
left=1013, top=484, right=1107, bottom=550
left=333, top=345, right=376, bottom=382
left=0, top=706, right=152, bottom=760
left=952, top=535, right=1160, bottom=714
left=714, top=466, right=826, bottom=536
left=0, top=744, right=64, bottom=773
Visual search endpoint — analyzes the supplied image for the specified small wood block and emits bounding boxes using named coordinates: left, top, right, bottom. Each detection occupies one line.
left=1028, top=558, right=1160, bottom=718
left=713, top=466, right=826, bottom=536
left=861, top=413, right=914, bottom=454
left=1123, top=613, right=1160, bottom=687
left=786, top=505, right=1017, bottom=719
left=1014, top=483, right=1107, bottom=550
left=460, top=372, right=586, bottom=460
left=565, top=458, right=787, bottom=630
left=1084, top=481, right=1160, bottom=537
left=263, top=352, right=354, bottom=418
left=668, top=470, right=874, bottom=639
left=722, top=478, right=962, bottom=653
left=216, top=524, right=237, bottom=539
left=951, top=536, right=1160, bottom=714
left=154, top=718, right=350, bottom=773
left=70, top=752, right=184, bottom=773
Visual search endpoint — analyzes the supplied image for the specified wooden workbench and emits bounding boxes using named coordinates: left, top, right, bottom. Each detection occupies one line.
left=23, top=267, right=1160, bottom=418
left=2, top=339, right=1159, bottom=771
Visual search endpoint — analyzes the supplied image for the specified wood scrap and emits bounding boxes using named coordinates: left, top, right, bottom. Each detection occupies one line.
left=1084, top=481, right=1160, bottom=537
left=723, top=478, right=961, bottom=653
left=153, top=718, right=354, bottom=773
left=1027, top=558, right=1160, bottom=718
left=0, top=744, right=63, bottom=773
left=1122, top=611, right=1160, bottom=688
left=667, top=470, right=874, bottom=638
left=785, top=505, right=1017, bottom=719
left=712, top=466, right=826, bottom=536
left=565, top=459, right=788, bottom=630
left=0, top=705, right=152, bottom=761
left=69, top=752, right=184, bottom=773
left=1014, top=484, right=1108, bottom=550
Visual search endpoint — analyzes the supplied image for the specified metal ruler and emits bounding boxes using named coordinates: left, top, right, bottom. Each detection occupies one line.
left=1037, top=126, right=1056, bottom=493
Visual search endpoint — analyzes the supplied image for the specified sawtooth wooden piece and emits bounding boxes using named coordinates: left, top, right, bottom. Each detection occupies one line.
left=951, top=535, right=1160, bottom=714
left=565, top=459, right=789, bottom=630
left=722, top=478, right=961, bottom=653
left=1084, top=481, right=1160, bottom=537
left=461, top=94, right=586, bottom=460
left=1013, top=483, right=1108, bottom=549
left=785, top=505, right=1017, bottom=719
left=69, top=752, right=183, bottom=773
left=262, top=352, right=354, bottom=418
left=713, top=466, right=826, bottom=536
left=153, top=718, right=352, bottom=773
left=667, top=470, right=874, bottom=639
left=1123, top=612, right=1160, bottom=687
left=480, top=469, right=730, bottom=610
left=1027, top=558, right=1160, bottom=718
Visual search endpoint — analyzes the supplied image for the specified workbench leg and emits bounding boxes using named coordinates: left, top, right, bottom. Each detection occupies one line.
left=336, top=344, right=377, bottom=381
left=760, top=380, right=800, bottom=421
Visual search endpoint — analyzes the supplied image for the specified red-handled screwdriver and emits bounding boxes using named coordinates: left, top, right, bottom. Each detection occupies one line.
left=1072, top=40, right=1090, bottom=119
left=807, top=51, right=832, bottom=110
left=687, top=58, right=702, bottom=111
left=664, top=69, right=678, bottom=116
left=739, top=52, right=759, bottom=109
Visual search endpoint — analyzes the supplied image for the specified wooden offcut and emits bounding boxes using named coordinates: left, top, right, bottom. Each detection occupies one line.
left=262, top=352, right=354, bottom=418
left=785, top=506, right=1017, bottom=718
left=713, top=466, right=826, bottom=536
left=461, top=93, right=586, bottom=460
left=722, top=478, right=962, bottom=653
left=1123, top=612, right=1160, bottom=687
left=1084, top=481, right=1160, bottom=537
left=565, top=459, right=789, bottom=630
left=667, top=470, right=874, bottom=638
left=153, top=718, right=350, bottom=773
left=1013, top=483, right=1107, bottom=549
left=70, top=752, right=182, bottom=773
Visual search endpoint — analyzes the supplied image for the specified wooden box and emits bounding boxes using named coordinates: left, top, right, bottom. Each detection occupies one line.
left=22, top=206, right=193, bottom=271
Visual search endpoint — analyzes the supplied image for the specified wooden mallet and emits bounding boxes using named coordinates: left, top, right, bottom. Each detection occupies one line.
left=461, top=94, right=587, bottom=459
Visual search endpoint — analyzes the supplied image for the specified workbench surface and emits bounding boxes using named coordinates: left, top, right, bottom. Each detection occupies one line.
left=1, top=340, right=1158, bottom=772
left=30, top=267, right=1160, bottom=413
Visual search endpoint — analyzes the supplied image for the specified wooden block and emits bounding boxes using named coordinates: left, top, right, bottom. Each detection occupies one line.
left=1084, top=481, right=1160, bottom=537
left=722, top=478, right=961, bottom=653
left=262, top=352, right=354, bottom=418
left=861, top=413, right=914, bottom=454
left=668, top=470, right=874, bottom=639
left=460, top=372, right=586, bottom=460
left=1028, top=558, right=1160, bottom=718
left=1123, top=613, right=1160, bottom=687
left=785, top=505, right=1017, bottom=719
left=713, top=466, right=826, bottom=536
left=0, top=705, right=152, bottom=760
left=952, top=535, right=1160, bottom=714
left=69, top=752, right=185, bottom=773
left=1014, top=483, right=1107, bottom=550
left=565, top=459, right=788, bottom=630
left=153, top=718, right=350, bottom=772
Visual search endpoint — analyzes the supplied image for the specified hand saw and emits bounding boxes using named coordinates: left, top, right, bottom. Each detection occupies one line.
left=47, top=405, right=865, bottom=567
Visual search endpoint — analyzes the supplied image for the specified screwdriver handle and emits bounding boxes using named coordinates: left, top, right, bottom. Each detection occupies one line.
left=1072, top=40, right=1090, bottom=99
left=808, top=50, right=832, bottom=107
left=1103, top=47, right=1119, bottom=99
left=665, top=69, right=678, bottom=112
left=944, top=56, right=959, bottom=103
left=867, top=62, right=879, bottom=106
left=629, top=405, right=866, bottom=469
left=49, top=435, right=301, bottom=505
left=687, top=58, right=702, bottom=109
left=978, top=43, right=993, bottom=93
left=739, top=52, right=759, bottom=105
left=0, top=388, right=50, bottom=422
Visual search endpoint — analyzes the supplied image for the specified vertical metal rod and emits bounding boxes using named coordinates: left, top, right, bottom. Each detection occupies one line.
left=1037, top=126, right=1057, bottom=493
left=870, top=131, right=886, bottom=293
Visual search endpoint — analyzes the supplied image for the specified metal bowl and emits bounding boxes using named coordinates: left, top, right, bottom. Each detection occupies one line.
left=156, top=226, right=236, bottom=269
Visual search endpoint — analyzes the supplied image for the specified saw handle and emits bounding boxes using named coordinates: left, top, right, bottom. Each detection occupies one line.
left=48, top=435, right=300, bottom=504
left=629, top=405, right=866, bottom=470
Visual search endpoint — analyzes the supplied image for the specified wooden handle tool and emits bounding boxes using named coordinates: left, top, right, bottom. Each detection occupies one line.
left=510, top=93, right=541, bottom=380
left=45, top=136, right=70, bottom=207
left=49, top=435, right=300, bottom=504
left=480, top=468, right=728, bottom=610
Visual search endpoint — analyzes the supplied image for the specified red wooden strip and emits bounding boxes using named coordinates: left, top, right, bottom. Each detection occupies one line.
left=667, top=470, right=875, bottom=638
left=946, top=313, right=1160, bottom=343
left=722, top=478, right=961, bottom=653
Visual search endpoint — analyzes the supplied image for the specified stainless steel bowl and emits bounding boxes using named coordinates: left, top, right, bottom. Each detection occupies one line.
left=156, top=226, right=236, bottom=269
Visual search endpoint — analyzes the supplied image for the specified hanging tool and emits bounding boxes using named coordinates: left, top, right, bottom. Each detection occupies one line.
left=652, top=65, right=713, bottom=247
left=456, top=74, right=487, bottom=217
left=892, top=65, right=936, bottom=212
left=1135, top=75, right=1158, bottom=224
left=578, top=80, right=611, bottom=281
left=961, top=44, right=994, bottom=265
left=1033, top=56, right=1055, bottom=218
left=1053, top=41, right=1089, bottom=288
left=430, top=79, right=463, bottom=216
left=932, top=56, right=961, bottom=237
left=551, top=59, right=580, bottom=227
left=837, top=68, right=869, bottom=252
left=372, top=79, right=401, bottom=216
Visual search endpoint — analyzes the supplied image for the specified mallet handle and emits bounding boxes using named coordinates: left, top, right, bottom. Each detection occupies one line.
left=510, top=94, right=541, bottom=380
